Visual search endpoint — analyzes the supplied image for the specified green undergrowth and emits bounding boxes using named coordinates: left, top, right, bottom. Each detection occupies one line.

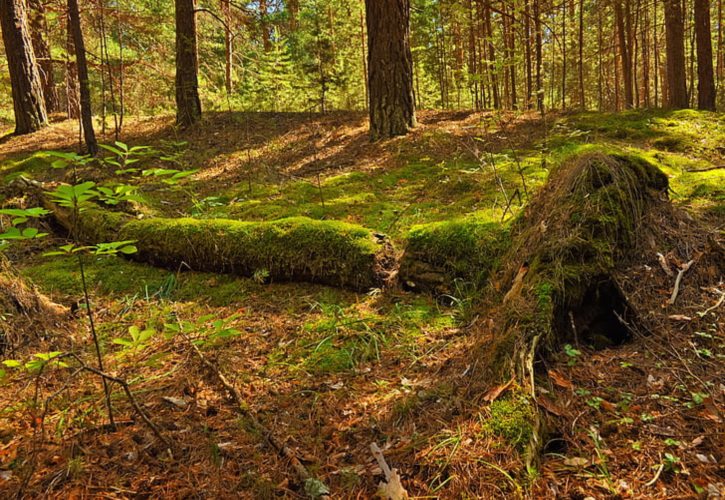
left=265, top=294, right=455, bottom=376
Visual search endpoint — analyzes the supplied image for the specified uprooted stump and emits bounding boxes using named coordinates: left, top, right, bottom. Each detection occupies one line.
left=399, top=218, right=509, bottom=294
left=55, top=208, right=397, bottom=291
left=476, top=151, right=669, bottom=463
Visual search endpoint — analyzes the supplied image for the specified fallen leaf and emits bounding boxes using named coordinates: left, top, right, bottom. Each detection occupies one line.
left=548, top=370, right=574, bottom=390
left=483, top=377, right=515, bottom=403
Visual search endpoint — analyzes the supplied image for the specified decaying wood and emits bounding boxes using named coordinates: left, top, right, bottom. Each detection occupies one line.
left=370, top=442, right=409, bottom=500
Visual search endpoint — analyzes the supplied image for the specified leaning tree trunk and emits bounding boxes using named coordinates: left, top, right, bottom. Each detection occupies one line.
left=175, top=0, right=201, bottom=127
left=364, top=0, right=416, bottom=140
left=0, top=0, right=48, bottom=134
left=663, top=0, right=689, bottom=108
left=695, top=0, right=716, bottom=110
left=67, top=0, right=97, bottom=155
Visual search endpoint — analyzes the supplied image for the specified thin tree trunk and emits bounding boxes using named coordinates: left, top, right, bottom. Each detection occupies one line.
left=534, top=0, right=543, bottom=112
left=65, top=11, right=80, bottom=119
left=695, top=0, right=716, bottom=109
left=222, top=0, right=232, bottom=95
left=579, top=0, right=585, bottom=109
left=0, top=0, right=48, bottom=134
left=175, top=0, right=201, bottom=127
left=67, top=0, right=97, bottom=154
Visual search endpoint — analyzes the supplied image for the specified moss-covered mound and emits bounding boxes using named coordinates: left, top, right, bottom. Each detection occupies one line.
left=116, top=216, right=395, bottom=291
left=483, top=152, right=669, bottom=379
left=399, top=217, right=510, bottom=293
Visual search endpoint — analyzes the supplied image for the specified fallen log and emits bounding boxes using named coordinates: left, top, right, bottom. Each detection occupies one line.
left=54, top=207, right=397, bottom=291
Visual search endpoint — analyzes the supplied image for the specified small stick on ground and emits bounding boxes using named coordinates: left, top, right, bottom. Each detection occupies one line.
left=668, top=259, right=695, bottom=305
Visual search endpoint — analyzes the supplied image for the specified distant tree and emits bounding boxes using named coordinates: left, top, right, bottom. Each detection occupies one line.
left=175, top=0, right=201, bottom=127
left=695, top=0, right=716, bottom=110
left=0, top=0, right=48, bottom=134
left=663, top=0, right=688, bottom=108
left=67, top=0, right=98, bottom=154
left=365, top=0, right=416, bottom=140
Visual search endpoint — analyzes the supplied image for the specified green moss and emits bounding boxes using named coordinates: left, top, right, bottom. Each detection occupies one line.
left=21, top=255, right=170, bottom=297
left=400, top=216, right=510, bottom=291
left=119, top=216, right=392, bottom=290
left=485, top=390, right=535, bottom=451
left=0, top=152, right=54, bottom=182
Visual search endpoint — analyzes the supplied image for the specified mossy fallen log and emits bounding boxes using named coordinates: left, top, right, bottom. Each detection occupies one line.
left=475, top=151, right=669, bottom=466
left=399, top=218, right=510, bottom=294
left=54, top=208, right=397, bottom=291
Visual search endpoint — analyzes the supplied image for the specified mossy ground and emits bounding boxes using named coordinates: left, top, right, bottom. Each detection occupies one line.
left=0, top=109, right=722, bottom=498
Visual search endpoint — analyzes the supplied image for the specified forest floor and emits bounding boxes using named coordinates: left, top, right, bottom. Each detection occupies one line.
left=0, top=109, right=723, bottom=498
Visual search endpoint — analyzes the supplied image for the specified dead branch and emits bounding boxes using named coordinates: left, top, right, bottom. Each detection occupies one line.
left=67, top=353, right=173, bottom=450
left=656, top=252, right=674, bottom=277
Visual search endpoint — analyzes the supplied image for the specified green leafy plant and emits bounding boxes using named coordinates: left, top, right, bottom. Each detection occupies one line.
left=99, top=141, right=154, bottom=174
left=564, top=344, right=581, bottom=366
left=113, top=325, right=156, bottom=354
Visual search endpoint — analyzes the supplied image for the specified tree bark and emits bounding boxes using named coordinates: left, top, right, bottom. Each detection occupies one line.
left=67, top=0, right=97, bottom=154
left=364, top=0, right=416, bottom=140
left=695, top=0, right=716, bottom=109
left=663, top=0, right=689, bottom=107
left=26, top=0, right=57, bottom=113
left=615, top=0, right=634, bottom=108
left=175, top=0, right=201, bottom=127
left=0, top=0, right=47, bottom=134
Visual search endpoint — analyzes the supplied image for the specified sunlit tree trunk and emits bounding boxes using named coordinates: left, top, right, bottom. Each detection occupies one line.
left=695, top=0, right=716, bottom=109
left=0, top=0, right=48, bottom=134
left=175, top=0, right=201, bottom=127
left=26, top=0, right=57, bottom=113
left=663, top=0, right=689, bottom=107
left=364, top=0, right=416, bottom=140
left=67, top=0, right=97, bottom=154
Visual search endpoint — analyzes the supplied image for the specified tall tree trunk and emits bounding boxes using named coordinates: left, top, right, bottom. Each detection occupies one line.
left=534, top=0, right=543, bottom=112
left=260, top=0, right=270, bottom=51
left=615, top=0, right=634, bottom=108
left=663, top=0, right=689, bottom=107
left=67, top=0, right=97, bottom=154
left=175, top=0, right=201, bottom=127
left=695, top=0, right=716, bottom=109
left=364, top=0, right=416, bottom=140
left=288, top=0, right=299, bottom=31
left=0, top=0, right=47, bottom=134
left=26, top=0, right=57, bottom=112
left=524, top=0, right=533, bottom=108
left=484, top=0, right=499, bottom=108
left=221, top=0, right=232, bottom=95
left=65, top=11, right=80, bottom=119
left=578, top=0, right=585, bottom=109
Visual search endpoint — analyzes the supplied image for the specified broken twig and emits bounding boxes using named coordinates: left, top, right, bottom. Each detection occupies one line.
left=668, top=259, right=695, bottom=305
